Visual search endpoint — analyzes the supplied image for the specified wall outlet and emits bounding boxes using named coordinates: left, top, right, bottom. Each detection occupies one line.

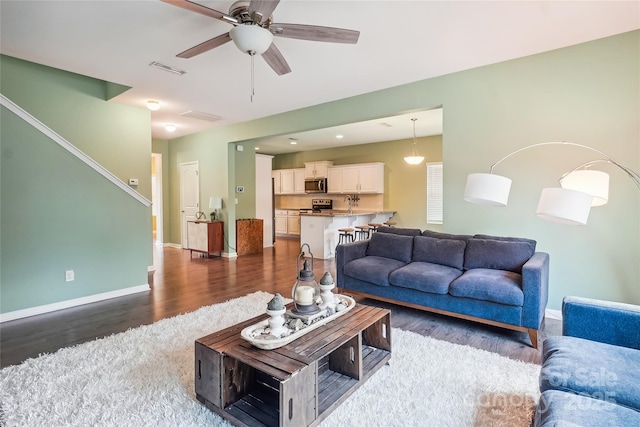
left=65, top=270, right=75, bottom=282
left=236, top=186, right=245, bottom=193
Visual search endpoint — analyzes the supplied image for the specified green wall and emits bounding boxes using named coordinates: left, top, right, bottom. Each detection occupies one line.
left=152, top=138, right=171, bottom=242
left=168, top=30, right=639, bottom=310
left=1, top=56, right=152, bottom=314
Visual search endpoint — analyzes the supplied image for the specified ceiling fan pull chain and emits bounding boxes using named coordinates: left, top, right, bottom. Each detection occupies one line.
left=251, top=52, right=255, bottom=102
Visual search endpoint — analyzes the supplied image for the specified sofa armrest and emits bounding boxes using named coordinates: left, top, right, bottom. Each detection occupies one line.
left=335, top=240, right=369, bottom=287
left=521, top=252, right=550, bottom=329
left=562, top=296, right=640, bottom=350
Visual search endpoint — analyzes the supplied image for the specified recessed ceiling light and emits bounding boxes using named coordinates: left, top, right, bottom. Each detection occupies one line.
left=146, top=100, right=160, bottom=111
left=255, top=147, right=260, bottom=150
left=289, top=138, right=298, bottom=145
left=164, top=123, right=176, bottom=132
left=336, top=135, right=344, bottom=139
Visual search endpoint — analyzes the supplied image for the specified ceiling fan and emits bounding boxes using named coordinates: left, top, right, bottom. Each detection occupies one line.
left=161, top=0, right=360, bottom=76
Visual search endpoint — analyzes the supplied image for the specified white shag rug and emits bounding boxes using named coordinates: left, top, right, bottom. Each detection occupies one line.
left=0, top=292, right=540, bottom=427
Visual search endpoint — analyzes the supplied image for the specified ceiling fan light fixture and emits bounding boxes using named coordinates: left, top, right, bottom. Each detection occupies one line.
left=230, top=25, right=273, bottom=55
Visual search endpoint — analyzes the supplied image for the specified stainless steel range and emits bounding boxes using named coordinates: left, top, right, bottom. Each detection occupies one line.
left=311, top=198, right=333, bottom=213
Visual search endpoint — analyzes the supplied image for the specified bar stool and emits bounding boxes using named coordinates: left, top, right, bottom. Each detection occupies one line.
left=383, top=221, right=397, bottom=227
left=355, top=225, right=372, bottom=240
left=368, top=223, right=382, bottom=234
left=337, top=228, right=355, bottom=245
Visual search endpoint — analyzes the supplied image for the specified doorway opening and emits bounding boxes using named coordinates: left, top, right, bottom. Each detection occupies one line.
left=151, top=153, right=163, bottom=245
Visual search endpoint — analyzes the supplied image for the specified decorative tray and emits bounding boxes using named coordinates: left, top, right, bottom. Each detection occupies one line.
left=240, top=295, right=356, bottom=350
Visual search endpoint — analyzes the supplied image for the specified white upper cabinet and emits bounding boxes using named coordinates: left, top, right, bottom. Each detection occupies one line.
left=273, top=168, right=303, bottom=195
left=327, top=163, right=384, bottom=194
left=293, top=169, right=306, bottom=194
left=304, top=161, right=334, bottom=179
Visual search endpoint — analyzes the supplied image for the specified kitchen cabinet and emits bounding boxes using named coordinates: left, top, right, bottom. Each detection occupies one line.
left=304, top=161, right=333, bottom=179
left=293, top=169, right=306, bottom=194
left=272, top=169, right=303, bottom=195
left=187, top=220, right=224, bottom=258
left=327, top=163, right=384, bottom=194
left=275, top=209, right=300, bottom=236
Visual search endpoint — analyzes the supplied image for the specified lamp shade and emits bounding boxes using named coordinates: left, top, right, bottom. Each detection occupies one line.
left=403, top=155, right=425, bottom=165
left=230, top=25, right=273, bottom=55
left=464, top=173, right=512, bottom=207
left=560, top=170, right=609, bottom=207
left=209, top=197, right=222, bottom=210
left=536, top=188, right=593, bottom=225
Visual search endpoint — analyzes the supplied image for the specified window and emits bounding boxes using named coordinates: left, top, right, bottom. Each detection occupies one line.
left=426, top=162, right=443, bottom=224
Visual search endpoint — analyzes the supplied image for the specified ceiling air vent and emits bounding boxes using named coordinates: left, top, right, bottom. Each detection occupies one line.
left=148, top=61, right=186, bottom=75
left=180, top=110, right=222, bottom=122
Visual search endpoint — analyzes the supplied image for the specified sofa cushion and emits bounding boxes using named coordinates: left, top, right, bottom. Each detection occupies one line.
left=474, top=234, right=536, bottom=253
left=449, top=269, right=524, bottom=306
left=540, top=336, right=640, bottom=411
left=412, top=236, right=466, bottom=270
left=343, top=256, right=406, bottom=287
left=366, top=232, right=414, bottom=263
left=463, top=238, right=535, bottom=273
left=377, top=226, right=421, bottom=236
left=389, top=262, right=462, bottom=294
left=536, top=390, right=640, bottom=427
left=422, top=230, right=472, bottom=241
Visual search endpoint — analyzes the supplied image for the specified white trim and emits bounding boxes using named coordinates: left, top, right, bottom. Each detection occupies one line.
left=0, top=284, right=150, bottom=323
left=223, top=252, right=238, bottom=259
left=0, top=94, right=151, bottom=207
left=545, top=308, right=562, bottom=321
left=163, top=243, right=182, bottom=249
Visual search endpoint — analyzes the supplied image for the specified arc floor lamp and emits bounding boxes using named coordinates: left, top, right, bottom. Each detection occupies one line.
left=464, top=141, right=640, bottom=225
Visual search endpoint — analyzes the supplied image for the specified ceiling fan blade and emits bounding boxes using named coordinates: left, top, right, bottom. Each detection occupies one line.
left=262, top=43, right=291, bottom=75
left=248, top=0, right=280, bottom=24
left=160, top=0, right=237, bottom=24
left=177, top=32, right=232, bottom=58
left=271, top=23, right=359, bottom=44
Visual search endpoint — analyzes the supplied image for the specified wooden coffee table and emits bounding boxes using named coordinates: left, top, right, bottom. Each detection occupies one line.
left=195, top=303, right=391, bottom=427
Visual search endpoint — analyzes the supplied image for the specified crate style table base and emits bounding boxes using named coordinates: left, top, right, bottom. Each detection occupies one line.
left=195, top=303, right=391, bottom=427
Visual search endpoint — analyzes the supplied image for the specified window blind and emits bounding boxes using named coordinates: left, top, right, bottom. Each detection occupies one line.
left=427, top=162, right=443, bottom=224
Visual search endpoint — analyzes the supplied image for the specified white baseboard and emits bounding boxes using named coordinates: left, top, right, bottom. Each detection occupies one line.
left=0, top=284, right=150, bottom=323
left=163, top=243, right=182, bottom=249
left=545, top=308, right=562, bottom=321
left=223, top=252, right=238, bottom=259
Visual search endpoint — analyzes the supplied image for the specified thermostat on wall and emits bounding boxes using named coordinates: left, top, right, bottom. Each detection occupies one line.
left=128, top=178, right=139, bottom=186
left=236, top=186, right=245, bottom=193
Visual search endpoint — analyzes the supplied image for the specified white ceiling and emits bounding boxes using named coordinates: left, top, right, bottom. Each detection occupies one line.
left=1, top=1, right=638, bottom=154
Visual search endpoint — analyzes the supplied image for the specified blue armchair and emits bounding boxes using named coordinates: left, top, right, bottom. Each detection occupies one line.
left=535, top=296, right=640, bottom=426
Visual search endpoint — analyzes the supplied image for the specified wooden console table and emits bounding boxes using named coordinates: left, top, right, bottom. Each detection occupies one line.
left=195, top=304, right=391, bottom=426
left=187, top=220, right=224, bottom=258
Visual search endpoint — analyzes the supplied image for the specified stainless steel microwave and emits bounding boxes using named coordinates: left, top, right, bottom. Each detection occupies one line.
left=304, top=178, right=327, bottom=193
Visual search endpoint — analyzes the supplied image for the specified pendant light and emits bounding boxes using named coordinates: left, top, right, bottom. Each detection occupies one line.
left=404, top=118, right=425, bottom=165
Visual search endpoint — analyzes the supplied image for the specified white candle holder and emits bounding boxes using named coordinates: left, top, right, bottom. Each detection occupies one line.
left=266, top=307, right=287, bottom=337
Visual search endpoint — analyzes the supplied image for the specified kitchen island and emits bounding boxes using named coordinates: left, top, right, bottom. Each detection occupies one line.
left=300, top=211, right=395, bottom=259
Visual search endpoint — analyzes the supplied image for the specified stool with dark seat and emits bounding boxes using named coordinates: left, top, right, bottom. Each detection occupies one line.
left=355, top=225, right=372, bottom=240
left=337, top=228, right=355, bottom=245
left=368, top=223, right=382, bottom=234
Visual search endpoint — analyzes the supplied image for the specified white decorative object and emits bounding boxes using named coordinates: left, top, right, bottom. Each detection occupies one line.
left=318, top=271, right=335, bottom=310
left=241, top=295, right=356, bottom=350
left=266, top=307, right=287, bottom=337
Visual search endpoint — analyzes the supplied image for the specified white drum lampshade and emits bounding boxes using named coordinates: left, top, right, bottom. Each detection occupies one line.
left=230, top=25, right=274, bottom=55
left=560, top=170, right=609, bottom=207
left=536, top=188, right=593, bottom=225
left=464, top=173, right=512, bottom=207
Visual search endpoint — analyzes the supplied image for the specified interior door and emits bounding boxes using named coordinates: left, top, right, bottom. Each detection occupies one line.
left=179, top=161, right=199, bottom=249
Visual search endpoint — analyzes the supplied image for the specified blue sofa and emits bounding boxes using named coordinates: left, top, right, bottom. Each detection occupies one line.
left=535, top=296, right=640, bottom=426
left=335, top=227, right=549, bottom=348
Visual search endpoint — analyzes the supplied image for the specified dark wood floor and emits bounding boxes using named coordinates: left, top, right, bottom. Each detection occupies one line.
left=0, top=238, right=559, bottom=368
